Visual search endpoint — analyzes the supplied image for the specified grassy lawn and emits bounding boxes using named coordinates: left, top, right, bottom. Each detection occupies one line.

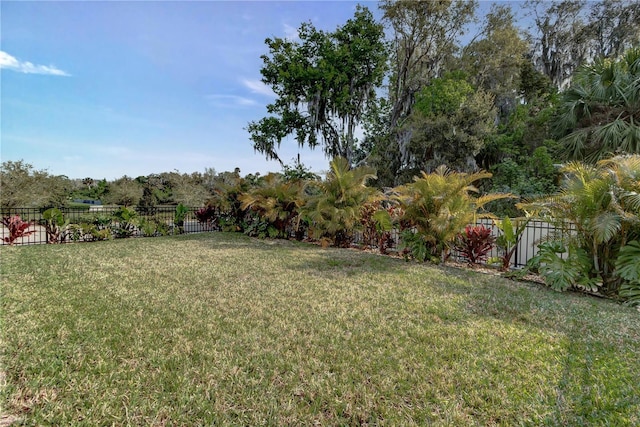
left=1, top=233, right=639, bottom=426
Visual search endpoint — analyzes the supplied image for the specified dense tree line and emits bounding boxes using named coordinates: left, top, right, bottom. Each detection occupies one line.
left=0, top=161, right=223, bottom=212
left=248, top=0, right=639, bottom=215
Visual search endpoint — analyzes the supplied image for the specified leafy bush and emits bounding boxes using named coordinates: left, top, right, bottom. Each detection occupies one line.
left=1, top=215, right=36, bottom=245
left=528, top=241, right=598, bottom=292
left=359, top=201, right=398, bottom=254
left=41, top=208, right=69, bottom=244
left=194, top=205, right=219, bottom=231
left=111, top=207, right=138, bottom=238
left=137, top=216, right=168, bottom=237
left=616, top=241, right=640, bottom=306
left=399, top=230, right=436, bottom=263
left=69, top=213, right=114, bottom=241
left=454, top=225, right=496, bottom=265
left=493, top=217, right=530, bottom=270
left=243, top=214, right=279, bottom=239
left=174, top=203, right=189, bottom=234
left=372, top=208, right=396, bottom=254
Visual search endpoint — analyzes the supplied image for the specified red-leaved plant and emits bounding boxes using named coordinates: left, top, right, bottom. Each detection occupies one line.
left=194, top=205, right=218, bottom=231
left=454, top=225, right=496, bottom=265
left=2, top=215, right=36, bottom=245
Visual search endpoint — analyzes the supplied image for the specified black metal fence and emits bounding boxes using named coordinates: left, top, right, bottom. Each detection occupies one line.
left=461, top=219, right=576, bottom=268
left=0, top=206, right=221, bottom=246
left=2, top=207, right=575, bottom=268
left=352, top=219, right=576, bottom=268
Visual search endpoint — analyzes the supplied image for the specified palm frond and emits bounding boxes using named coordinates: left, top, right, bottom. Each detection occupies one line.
left=560, top=128, right=591, bottom=160
left=590, top=212, right=622, bottom=244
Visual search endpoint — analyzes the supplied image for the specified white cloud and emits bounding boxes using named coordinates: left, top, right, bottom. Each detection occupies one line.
left=241, top=79, right=276, bottom=97
left=283, top=23, right=300, bottom=41
left=0, top=51, right=70, bottom=76
left=205, top=94, right=257, bottom=107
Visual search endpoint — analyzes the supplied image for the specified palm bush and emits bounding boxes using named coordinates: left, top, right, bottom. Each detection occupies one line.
left=239, top=173, right=306, bottom=238
left=554, top=47, right=640, bottom=162
left=303, top=157, right=378, bottom=247
left=395, top=166, right=509, bottom=262
left=519, top=155, right=640, bottom=296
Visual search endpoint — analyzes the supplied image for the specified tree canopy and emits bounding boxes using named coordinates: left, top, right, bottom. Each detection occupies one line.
left=0, top=161, right=71, bottom=211
left=247, top=6, right=387, bottom=165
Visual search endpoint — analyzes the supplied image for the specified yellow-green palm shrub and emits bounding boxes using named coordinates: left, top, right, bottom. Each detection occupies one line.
left=519, top=155, right=640, bottom=296
left=395, top=166, right=510, bottom=262
left=239, top=173, right=306, bottom=239
left=303, top=157, right=378, bottom=247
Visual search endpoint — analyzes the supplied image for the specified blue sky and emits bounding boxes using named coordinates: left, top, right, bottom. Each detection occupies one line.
left=2, top=1, right=515, bottom=180
left=2, top=1, right=386, bottom=180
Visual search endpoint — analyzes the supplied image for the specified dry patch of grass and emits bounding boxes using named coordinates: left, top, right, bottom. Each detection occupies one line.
left=1, top=233, right=639, bottom=425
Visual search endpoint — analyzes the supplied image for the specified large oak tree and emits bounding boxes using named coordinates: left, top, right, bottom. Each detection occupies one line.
left=247, top=6, right=387, bottom=165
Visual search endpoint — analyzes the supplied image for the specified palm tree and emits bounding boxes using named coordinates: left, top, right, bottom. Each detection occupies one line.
left=239, top=173, right=306, bottom=238
left=518, top=154, right=640, bottom=294
left=554, top=47, right=640, bottom=162
left=303, top=157, right=378, bottom=247
left=395, top=165, right=510, bottom=261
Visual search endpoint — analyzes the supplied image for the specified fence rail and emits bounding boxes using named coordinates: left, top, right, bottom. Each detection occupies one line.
left=0, top=206, right=220, bottom=246
left=352, top=219, right=575, bottom=268
left=2, top=207, right=573, bottom=268
left=463, top=219, right=575, bottom=268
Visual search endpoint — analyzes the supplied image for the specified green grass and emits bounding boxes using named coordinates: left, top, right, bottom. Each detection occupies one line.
left=1, top=233, right=639, bottom=426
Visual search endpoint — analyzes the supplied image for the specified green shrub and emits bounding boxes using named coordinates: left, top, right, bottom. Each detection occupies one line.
left=111, top=207, right=139, bottom=238
left=616, top=241, right=640, bottom=306
left=244, top=214, right=279, bottom=239
left=399, top=230, right=436, bottom=263
left=40, top=208, right=68, bottom=244
left=528, top=241, right=599, bottom=293
left=519, top=155, right=640, bottom=295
